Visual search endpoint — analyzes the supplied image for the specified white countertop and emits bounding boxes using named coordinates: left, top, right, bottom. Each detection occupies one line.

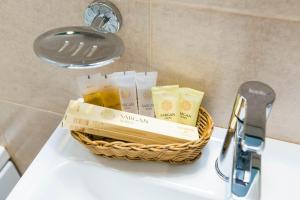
left=7, top=125, right=300, bottom=200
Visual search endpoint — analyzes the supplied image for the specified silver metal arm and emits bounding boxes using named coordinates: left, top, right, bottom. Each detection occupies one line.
left=215, top=81, right=275, bottom=200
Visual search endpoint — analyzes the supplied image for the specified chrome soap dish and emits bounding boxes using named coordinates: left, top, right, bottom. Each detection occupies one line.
left=33, top=0, right=124, bottom=69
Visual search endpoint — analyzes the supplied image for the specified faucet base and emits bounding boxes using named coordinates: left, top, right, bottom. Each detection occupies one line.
left=215, top=158, right=229, bottom=182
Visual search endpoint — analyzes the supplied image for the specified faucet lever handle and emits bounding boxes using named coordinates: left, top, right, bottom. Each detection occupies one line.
left=236, top=81, right=276, bottom=153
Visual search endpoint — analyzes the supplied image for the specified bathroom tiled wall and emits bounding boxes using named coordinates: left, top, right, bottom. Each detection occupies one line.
left=0, top=0, right=299, bottom=173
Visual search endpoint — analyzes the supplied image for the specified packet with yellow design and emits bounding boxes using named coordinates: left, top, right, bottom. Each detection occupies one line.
left=76, top=73, right=104, bottom=106
left=99, top=75, right=122, bottom=110
left=179, top=88, right=204, bottom=126
left=151, top=85, right=180, bottom=122
left=77, top=73, right=122, bottom=110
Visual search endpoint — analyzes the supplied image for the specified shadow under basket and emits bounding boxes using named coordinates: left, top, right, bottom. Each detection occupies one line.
left=71, top=107, right=214, bottom=164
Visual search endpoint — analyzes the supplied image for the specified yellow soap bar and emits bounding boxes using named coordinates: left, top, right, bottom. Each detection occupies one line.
left=62, top=100, right=199, bottom=144
left=179, top=88, right=204, bottom=126
left=151, top=85, right=180, bottom=122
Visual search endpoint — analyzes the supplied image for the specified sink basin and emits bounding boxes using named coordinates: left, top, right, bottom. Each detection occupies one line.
left=29, top=161, right=216, bottom=200
left=7, top=127, right=300, bottom=200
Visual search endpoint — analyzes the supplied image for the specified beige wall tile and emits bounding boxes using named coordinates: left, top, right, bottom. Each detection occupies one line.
left=151, top=1, right=300, bottom=144
left=113, top=0, right=150, bottom=71
left=0, top=0, right=149, bottom=114
left=166, top=0, right=300, bottom=22
left=0, top=100, right=62, bottom=173
left=0, top=130, right=6, bottom=146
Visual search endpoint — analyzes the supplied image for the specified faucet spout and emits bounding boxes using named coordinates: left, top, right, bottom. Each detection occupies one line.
left=215, top=81, right=275, bottom=200
left=237, top=82, right=275, bottom=154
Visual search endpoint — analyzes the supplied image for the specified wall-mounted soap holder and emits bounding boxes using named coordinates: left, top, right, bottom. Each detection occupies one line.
left=33, top=0, right=124, bottom=69
left=84, top=0, right=122, bottom=33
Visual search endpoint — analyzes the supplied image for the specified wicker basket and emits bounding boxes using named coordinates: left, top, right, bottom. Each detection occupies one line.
left=70, top=107, right=213, bottom=164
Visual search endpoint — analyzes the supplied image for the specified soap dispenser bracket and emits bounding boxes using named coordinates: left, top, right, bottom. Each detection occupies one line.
left=84, top=0, right=122, bottom=33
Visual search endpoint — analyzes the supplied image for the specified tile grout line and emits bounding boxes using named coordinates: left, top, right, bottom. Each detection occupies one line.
left=148, top=0, right=152, bottom=71
left=160, top=0, right=300, bottom=24
left=266, top=136, right=300, bottom=145
left=0, top=99, right=63, bottom=117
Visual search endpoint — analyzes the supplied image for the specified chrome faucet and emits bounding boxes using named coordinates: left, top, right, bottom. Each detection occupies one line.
left=215, top=81, right=275, bottom=200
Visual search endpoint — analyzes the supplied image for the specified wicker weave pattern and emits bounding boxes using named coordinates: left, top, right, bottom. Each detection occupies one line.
left=71, top=107, right=213, bottom=164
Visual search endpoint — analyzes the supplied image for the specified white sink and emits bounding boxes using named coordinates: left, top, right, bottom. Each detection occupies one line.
left=7, top=127, right=300, bottom=200
left=29, top=161, right=217, bottom=200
